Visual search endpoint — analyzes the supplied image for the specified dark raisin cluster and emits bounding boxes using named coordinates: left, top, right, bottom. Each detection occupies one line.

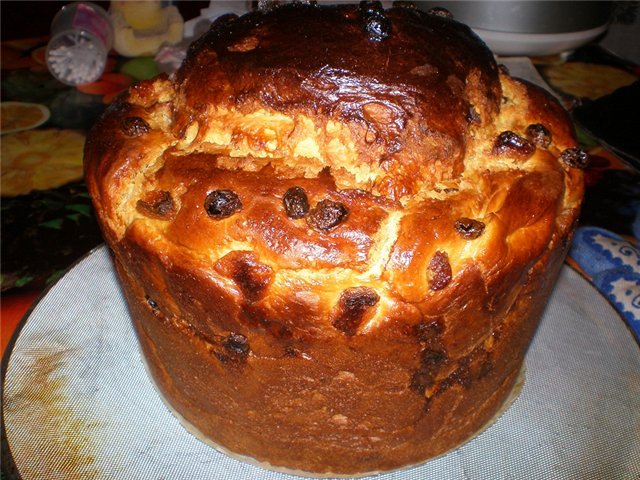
left=283, top=187, right=349, bottom=232
left=410, top=320, right=447, bottom=395
left=493, top=130, right=535, bottom=158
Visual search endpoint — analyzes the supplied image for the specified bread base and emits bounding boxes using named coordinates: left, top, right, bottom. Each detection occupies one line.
left=139, top=348, right=525, bottom=478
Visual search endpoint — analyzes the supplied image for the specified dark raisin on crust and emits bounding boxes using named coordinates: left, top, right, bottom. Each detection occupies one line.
left=122, top=116, right=151, bottom=137
left=332, top=286, right=380, bottom=336
left=410, top=347, right=448, bottom=394
left=283, top=186, right=309, bottom=219
left=466, top=105, right=481, bottom=124
left=360, top=1, right=392, bottom=41
left=307, top=199, right=349, bottom=231
left=136, top=190, right=176, bottom=220
left=223, top=333, right=250, bottom=357
left=492, top=130, right=535, bottom=159
left=454, top=217, right=486, bottom=239
left=204, top=190, right=242, bottom=219
left=526, top=123, right=552, bottom=149
left=426, top=6, right=453, bottom=18
left=145, top=296, right=163, bottom=318
left=412, top=318, right=447, bottom=395
left=421, top=348, right=448, bottom=368
left=560, top=147, right=589, bottom=169
left=428, top=251, right=452, bottom=291
left=146, top=296, right=158, bottom=309
left=215, top=251, right=274, bottom=302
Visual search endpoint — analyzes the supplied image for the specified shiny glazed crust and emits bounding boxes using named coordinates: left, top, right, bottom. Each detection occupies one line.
left=84, top=3, right=584, bottom=476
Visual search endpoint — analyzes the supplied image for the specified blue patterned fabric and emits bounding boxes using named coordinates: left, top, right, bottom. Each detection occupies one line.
left=570, top=226, right=640, bottom=342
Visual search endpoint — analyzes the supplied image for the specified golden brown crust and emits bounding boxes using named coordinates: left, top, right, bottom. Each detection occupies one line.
left=84, top=3, right=584, bottom=476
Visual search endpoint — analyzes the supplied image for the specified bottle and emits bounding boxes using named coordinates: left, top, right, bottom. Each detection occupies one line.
left=46, top=2, right=113, bottom=86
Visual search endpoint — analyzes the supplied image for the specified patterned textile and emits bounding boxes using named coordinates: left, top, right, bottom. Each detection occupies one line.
left=570, top=226, right=640, bottom=341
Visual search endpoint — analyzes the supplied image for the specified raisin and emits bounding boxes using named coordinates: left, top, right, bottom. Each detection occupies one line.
left=214, top=251, right=274, bottom=302
left=428, top=251, right=452, bottom=291
left=493, top=130, right=535, bottom=159
left=307, top=199, right=349, bottom=231
left=360, top=2, right=391, bottom=41
left=283, top=186, right=309, bottom=219
left=411, top=346, right=448, bottom=394
left=146, top=296, right=158, bottom=309
left=466, top=105, right=481, bottom=124
left=526, top=123, right=552, bottom=149
left=223, top=333, right=250, bottom=357
left=204, top=190, right=242, bottom=219
left=122, top=116, right=150, bottom=137
left=560, top=147, right=589, bottom=169
left=427, top=6, right=453, bottom=18
left=332, top=286, right=379, bottom=336
left=454, top=217, right=485, bottom=239
left=421, top=347, right=447, bottom=366
left=136, top=190, right=176, bottom=220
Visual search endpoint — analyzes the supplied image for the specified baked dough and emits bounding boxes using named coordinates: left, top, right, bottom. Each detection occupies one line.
left=85, top=3, right=585, bottom=476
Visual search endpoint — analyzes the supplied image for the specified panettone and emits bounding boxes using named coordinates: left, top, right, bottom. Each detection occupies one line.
left=84, top=3, right=585, bottom=476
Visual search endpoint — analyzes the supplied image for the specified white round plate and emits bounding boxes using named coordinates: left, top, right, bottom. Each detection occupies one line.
left=473, top=24, right=609, bottom=56
left=2, top=245, right=639, bottom=479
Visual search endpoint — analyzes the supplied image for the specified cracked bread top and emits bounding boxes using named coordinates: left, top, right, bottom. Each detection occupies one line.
left=85, top=3, right=584, bottom=350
